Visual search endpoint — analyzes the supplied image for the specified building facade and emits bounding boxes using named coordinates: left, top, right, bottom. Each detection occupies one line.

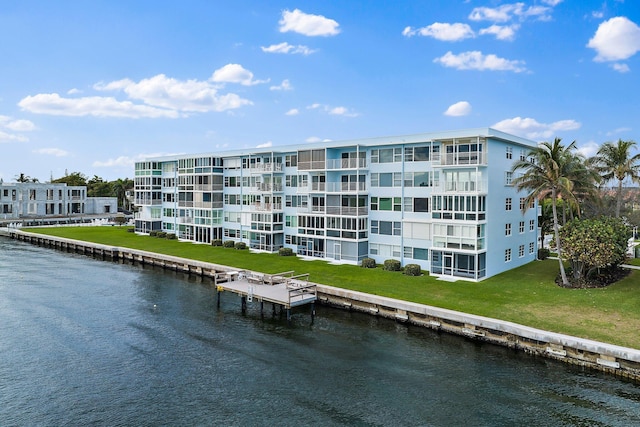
left=134, top=128, right=539, bottom=281
left=0, top=182, right=117, bottom=219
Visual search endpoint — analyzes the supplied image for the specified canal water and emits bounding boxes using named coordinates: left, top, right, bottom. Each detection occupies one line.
left=1, top=238, right=639, bottom=426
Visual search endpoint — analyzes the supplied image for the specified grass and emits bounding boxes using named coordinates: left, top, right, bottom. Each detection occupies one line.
left=23, top=226, right=640, bottom=349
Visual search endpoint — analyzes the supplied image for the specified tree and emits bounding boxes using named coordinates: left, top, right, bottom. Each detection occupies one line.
left=590, top=139, right=640, bottom=217
left=51, top=172, right=87, bottom=187
left=15, top=173, right=38, bottom=183
left=512, top=138, right=585, bottom=287
left=112, top=178, right=134, bottom=209
left=559, top=216, right=630, bottom=285
left=87, top=175, right=112, bottom=197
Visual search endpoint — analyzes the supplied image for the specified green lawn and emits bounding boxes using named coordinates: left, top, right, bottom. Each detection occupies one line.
left=23, top=226, right=640, bottom=349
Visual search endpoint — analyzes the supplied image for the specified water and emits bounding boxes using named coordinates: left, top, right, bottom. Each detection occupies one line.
left=1, top=238, right=639, bottom=426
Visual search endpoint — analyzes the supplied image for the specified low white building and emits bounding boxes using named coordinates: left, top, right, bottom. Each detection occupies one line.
left=0, top=182, right=117, bottom=220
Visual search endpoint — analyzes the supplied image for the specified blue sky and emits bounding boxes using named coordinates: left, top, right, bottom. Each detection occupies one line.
left=1, top=0, right=639, bottom=182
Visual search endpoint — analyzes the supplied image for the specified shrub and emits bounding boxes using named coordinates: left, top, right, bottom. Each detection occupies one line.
left=223, top=240, right=236, bottom=248
left=361, top=257, right=376, bottom=268
left=157, top=231, right=167, bottom=239
left=166, top=233, right=177, bottom=240
left=149, top=230, right=158, bottom=237
left=404, top=264, right=421, bottom=276
left=383, top=259, right=402, bottom=271
left=279, top=247, right=294, bottom=256
left=234, top=242, right=247, bottom=250
left=538, top=248, right=550, bottom=260
left=126, top=228, right=135, bottom=233
left=212, top=239, right=223, bottom=246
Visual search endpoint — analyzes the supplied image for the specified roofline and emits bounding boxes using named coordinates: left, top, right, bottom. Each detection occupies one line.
left=143, top=127, right=537, bottom=162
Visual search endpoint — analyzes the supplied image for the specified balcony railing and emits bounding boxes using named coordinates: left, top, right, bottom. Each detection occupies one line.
left=250, top=163, right=283, bottom=173
left=296, top=205, right=325, bottom=213
left=297, top=161, right=326, bottom=171
left=251, top=183, right=283, bottom=192
left=325, top=182, right=366, bottom=193
left=194, top=184, right=223, bottom=192
left=325, top=206, right=368, bottom=216
left=435, top=180, right=487, bottom=193
left=251, top=203, right=283, bottom=211
left=436, top=152, right=486, bottom=166
left=325, top=158, right=367, bottom=170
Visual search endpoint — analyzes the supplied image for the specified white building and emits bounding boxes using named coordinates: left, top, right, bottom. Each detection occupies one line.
left=134, top=128, right=539, bottom=281
left=0, top=182, right=117, bottom=219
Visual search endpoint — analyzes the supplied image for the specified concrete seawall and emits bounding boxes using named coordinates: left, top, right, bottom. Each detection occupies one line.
left=7, top=228, right=640, bottom=382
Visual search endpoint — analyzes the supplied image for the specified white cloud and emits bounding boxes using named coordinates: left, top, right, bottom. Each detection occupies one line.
left=0, top=130, right=28, bottom=143
left=612, top=63, right=631, bottom=73
left=542, top=0, right=563, bottom=6
left=4, top=119, right=36, bottom=132
left=19, top=93, right=181, bottom=118
left=261, top=42, right=315, bottom=55
left=592, top=11, right=604, bottom=19
left=444, top=101, right=472, bottom=116
left=479, top=24, right=520, bottom=41
left=577, top=141, right=599, bottom=158
left=24, top=71, right=256, bottom=118
left=279, top=9, right=340, bottom=37
left=92, top=152, right=179, bottom=168
left=256, top=141, right=273, bottom=148
left=285, top=108, right=299, bottom=116
left=307, top=103, right=358, bottom=117
left=402, top=23, right=474, bottom=41
left=67, top=88, right=82, bottom=95
left=492, top=116, right=581, bottom=139
left=305, top=136, right=332, bottom=143
left=587, top=17, right=640, bottom=62
left=210, top=63, right=268, bottom=86
left=33, top=148, right=69, bottom=157
left=606, top=127, right=632, bottom=136
left=270, top=79, right=293, bottom=91
left=469, top=3, right=553, bottom=22
left=434, top=51, right=527, bottom=72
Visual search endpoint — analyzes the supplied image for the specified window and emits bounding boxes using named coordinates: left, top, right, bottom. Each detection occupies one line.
left=519, top=245, right=525, bottom=258
left=371, top=220, right=401, bottom=236
left=519, top=197, right=526, bottom=210
left=519, top=221, right=525, bottom=233
left=371, top=148, right=402, bottom=163
left=505, top=248, right=512, bottom=262
left=530, top=219, right=535, bottom=231
left=505, top=171, right=513, bottom=185
left=529, top=242, right=535, bottom=254
left=506, top=146, right=513, bottom=159
left=505, top=223, right=512, bottom=236
left=286, top=154, right=297, bottom=167
left=404, top=246, right=429, bottom=260
left=413, top=198, right=429, bottom=213
left=371, top=197, right=401, bottom=211
left=505, top=197, right=512, bottom=211
left=519, top=150, right=526, bottom=161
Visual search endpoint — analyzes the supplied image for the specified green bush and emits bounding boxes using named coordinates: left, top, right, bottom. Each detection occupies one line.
left=166, top=233, right=177, bottom=240
left=404, top=264, right=422, bottom=276
left=383, top=259, right=402, bottom=271
left=149, top=230, right=158, bottom=237
left=234, top=242, right=247, bottom=250
left=361, top=257, right=376, bottom=268
left=279, top=247, right=294, bottom=256
left=223, top=240, right=236, bottom=248
left=157, top=231, right=167, bottom=239
left=126, top=228, right=135, bottom=233
left=538, top=248, right=550, bottom=260
left=212, top=239, right=223, bottom=246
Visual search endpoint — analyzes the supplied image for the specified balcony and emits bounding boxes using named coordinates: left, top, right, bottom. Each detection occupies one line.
left=325, top=206, right=368, bottom=216
left=296, top=205, right=325, bottom=214
left=194, top=184, right=223, bottom=192
left=435, top=152, right=486, bottom=167
left=251, top=203, right=283, bottom=212
left=325, top=158, right=367, bottom=170
left=325, top=182, right=366, bottom=193
left=434, top=180, right=487, bottom=193
left=250, top=163, right=283, bottom=173
left=251, top=183, right=283, bottom=193
left=297, top=161, right=326, bottom=171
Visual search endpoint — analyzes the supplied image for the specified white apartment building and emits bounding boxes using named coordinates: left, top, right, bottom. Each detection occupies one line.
left=0, top=182, right=117, bottom=219
left=134, top=128, right=539, bottom=281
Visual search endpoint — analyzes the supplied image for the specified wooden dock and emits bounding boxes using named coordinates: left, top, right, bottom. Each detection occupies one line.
left=214, top=271, right=317, bottom=320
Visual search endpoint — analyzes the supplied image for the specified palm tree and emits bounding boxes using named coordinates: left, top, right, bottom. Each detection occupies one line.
left=590, top=139, right=640, bottom=217
left=511, top=138, right=584, bottom=287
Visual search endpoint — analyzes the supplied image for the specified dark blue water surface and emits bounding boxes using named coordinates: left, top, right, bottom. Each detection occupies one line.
left=1, top=237, right=640, bottom=426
